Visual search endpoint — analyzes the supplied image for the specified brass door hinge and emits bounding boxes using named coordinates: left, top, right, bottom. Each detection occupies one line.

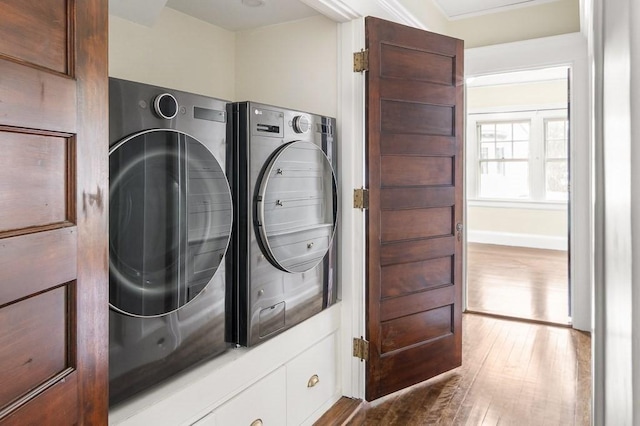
left=353, top=187, right=369, bottom=210
left=353, top=337, right=369, bottom=361
left=353, top=49, right=369, bottom=72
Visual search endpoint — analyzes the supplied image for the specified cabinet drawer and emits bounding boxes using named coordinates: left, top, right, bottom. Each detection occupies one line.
left=286, top=334, right=337, bottom=426
left=213, top=366, right=286, bottom=426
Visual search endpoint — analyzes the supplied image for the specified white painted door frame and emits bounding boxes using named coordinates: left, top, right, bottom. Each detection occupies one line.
left=465, top=33, right=591, bottom=332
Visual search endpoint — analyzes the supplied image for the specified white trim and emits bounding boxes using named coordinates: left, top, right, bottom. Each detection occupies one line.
left=439, top=0, right=563, bottom=21
left=299, top=0, right=360, bottom=22
left=468, top=230, right=568, bottom=251
left=468, top=103, right=568, bottom=115
left=336, top=17, right=366, bottom=401
left=378, top=0, right=427, bottom=29
left=465, top=32, right=591, bottom=332
left=468, top=199, right=568, bottom=210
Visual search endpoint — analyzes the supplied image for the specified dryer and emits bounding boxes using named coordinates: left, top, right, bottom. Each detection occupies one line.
left=226, top=102, right=338, bottom=347
left=108, top=78, right=232, bottom=405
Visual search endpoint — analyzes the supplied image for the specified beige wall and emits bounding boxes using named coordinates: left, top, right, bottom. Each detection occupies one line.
left=468, top=206, right=567, bottom=236
left=109, top=11, right=338, bottom=118
left=447, top=0, right=580, bottom=48
left=109, top=8, right=236, bottom=100
left=467, top=80, right=568, bottom=109
left=235, top=16, right=338, bottom=118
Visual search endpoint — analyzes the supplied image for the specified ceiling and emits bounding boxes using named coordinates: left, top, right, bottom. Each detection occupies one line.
left=110, top=0, right=567, bottom=31
left=433, top=0, right=557, bottom=19
left=166, top=0, right=320, bottom=31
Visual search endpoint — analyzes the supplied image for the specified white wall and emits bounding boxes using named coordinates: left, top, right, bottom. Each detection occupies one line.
left=109, top=8, right=236, bottom=100
left=235, top=15, right=338, bottom=117
left=591, top=0, right=640, bottom=422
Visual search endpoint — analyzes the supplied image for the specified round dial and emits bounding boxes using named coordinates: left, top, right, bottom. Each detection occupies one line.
left=153, top=93, right=178, bottom=119
left=292, top=115, right=311, bottom=134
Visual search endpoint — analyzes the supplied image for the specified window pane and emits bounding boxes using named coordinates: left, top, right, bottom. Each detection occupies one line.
left=513, top=122, right=530, bottom=141
left=479, top=124, right=496, bottom=142
left=495, top=123, right=512, bottom=141
left=495, top=142, right=511, bottom=159
left=546, top=160, right=568, bottom=201
left=546, top=120, right=566, bottom=140
left=546, top=139, right=567, bottom=159
left=479, top=160, right=529, bottom=199
left=513, top=141, right=529, bottom=158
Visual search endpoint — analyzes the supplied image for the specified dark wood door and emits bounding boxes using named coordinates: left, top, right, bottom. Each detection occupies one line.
left=365, top=16, right=464, bottom=401
left=0, top=1, right=108, bottom=424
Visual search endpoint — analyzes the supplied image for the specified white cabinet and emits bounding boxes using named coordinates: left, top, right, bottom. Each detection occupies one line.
left=286, top=334, right=337, bottom=426
left=193, top=333, right=338, bottom=426
left=195, top=367, right=287, bottom=426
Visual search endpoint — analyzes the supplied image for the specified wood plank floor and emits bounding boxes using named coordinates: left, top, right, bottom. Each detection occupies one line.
left=346, top=314, right=591, bottom=425
left=466, top=243, right=569, bottom=324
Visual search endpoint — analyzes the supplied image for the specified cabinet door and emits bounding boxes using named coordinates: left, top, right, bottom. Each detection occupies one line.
left=287, top=334, right=338, bottom=426
left=215, top=367, right=286, bottom=426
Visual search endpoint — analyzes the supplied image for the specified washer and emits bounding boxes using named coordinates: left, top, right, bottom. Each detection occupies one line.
left=108, top=78, right=232, bottom=405
left=226, top=102, right=338, bottom=347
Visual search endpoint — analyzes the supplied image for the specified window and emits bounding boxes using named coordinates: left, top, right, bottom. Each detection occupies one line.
left=468, top=110, right=569, bottom=204
left=478, top=121, right=530, bottom=199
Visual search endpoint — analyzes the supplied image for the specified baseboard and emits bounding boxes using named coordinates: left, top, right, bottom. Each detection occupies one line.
left=467, top=230, right=568, bottom=251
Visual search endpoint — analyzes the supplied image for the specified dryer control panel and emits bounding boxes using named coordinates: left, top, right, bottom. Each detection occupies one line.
left=252, top=107, right=284, bottom=137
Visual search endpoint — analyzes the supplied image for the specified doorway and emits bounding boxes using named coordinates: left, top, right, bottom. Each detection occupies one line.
left=465, top=66, right=571, bottom=325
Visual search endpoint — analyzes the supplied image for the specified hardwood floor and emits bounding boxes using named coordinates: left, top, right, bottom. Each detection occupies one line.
left=466, top=243, right=569, bottom=324
left=344, top=314, right=591, bottom=425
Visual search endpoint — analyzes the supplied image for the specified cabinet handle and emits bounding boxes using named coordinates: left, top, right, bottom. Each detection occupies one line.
left=250, top=419, right=263, bottom=426
left=307, top=374, right=320, bottom=388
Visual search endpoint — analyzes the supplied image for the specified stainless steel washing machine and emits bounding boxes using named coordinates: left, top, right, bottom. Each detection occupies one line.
left=226, top=102, right=338, bottom=347
left=108, top=78, right=232, bottom=405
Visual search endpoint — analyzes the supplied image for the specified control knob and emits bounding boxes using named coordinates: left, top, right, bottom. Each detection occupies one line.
left=153, top=93, right=178, bottom=119
left=292, top=115, right=310, bottom=134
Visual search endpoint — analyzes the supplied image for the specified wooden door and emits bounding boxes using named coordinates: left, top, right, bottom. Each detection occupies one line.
left=0, top=1, right=108, bottom=424
left=365, top=16, right=464, bottom=401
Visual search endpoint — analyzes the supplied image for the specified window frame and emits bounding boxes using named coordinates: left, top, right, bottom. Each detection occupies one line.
left=466, top=105, right=569, bottom=205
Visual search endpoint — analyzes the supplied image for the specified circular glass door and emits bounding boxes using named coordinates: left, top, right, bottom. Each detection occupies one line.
left=256, top=141, right=337, bottom=273
left=109, top=129, right=232, bottom=317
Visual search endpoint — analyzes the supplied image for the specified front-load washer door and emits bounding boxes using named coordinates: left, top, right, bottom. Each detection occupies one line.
left=109, top=129, right=232, bottom=317
left=256, top=140, right=338, bottom=273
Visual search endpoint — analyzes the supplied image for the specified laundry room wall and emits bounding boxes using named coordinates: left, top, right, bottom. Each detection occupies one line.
left=235, top=15, right=338, bottom=118
left=109, top=7, right=236, bottom=100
